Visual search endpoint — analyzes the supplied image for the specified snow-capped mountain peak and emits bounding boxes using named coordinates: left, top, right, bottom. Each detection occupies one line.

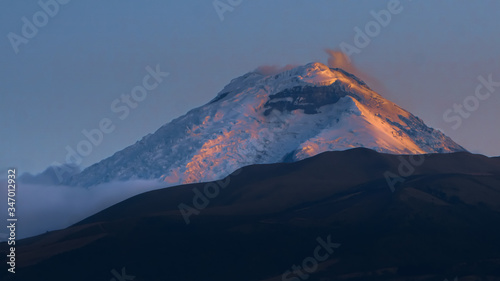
left=64, top=63, right=465, bottom=187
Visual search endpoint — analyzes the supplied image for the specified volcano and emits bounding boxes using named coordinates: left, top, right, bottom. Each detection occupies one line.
left=64, top=62, right=465, bottom=187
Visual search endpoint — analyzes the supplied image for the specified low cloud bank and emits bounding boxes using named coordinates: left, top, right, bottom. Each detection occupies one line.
left=0, top=179, right=167, bottom=240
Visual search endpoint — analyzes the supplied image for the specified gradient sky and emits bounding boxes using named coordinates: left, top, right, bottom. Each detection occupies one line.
left=1, top=0, right=499, bottom=175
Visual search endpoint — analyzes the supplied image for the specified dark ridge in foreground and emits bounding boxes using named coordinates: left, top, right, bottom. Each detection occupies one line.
left=2, top=148, right=500, bottom=281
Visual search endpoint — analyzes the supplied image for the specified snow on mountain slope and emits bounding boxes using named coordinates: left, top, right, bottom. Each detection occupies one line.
left=64, top=62, right=465, bottom=187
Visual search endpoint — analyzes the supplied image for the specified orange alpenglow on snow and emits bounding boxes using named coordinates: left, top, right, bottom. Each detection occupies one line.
left=64, top=62, right=465, bottom=187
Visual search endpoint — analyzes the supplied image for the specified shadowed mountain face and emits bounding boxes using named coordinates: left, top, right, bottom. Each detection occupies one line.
left=3, top=148, right=500, bottom=281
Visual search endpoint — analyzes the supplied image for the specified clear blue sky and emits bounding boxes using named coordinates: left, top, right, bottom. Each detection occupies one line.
left=1, top=0, right=499, bottom=174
